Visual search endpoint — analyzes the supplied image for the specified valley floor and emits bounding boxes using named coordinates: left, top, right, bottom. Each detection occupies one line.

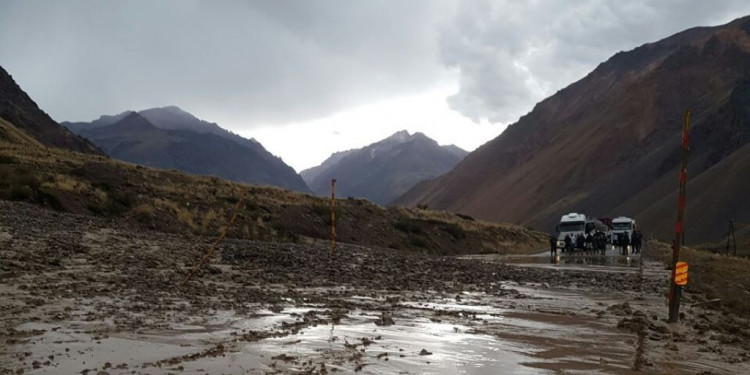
left=1, top=201, right=749, bottom=374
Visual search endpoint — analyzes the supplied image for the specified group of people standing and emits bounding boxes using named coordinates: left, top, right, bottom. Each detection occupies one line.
left=614, top=230, right=643, bottom=255
left=549, top=230, right=642, bottom=256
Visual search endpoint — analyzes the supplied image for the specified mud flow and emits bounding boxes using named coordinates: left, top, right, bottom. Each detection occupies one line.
left=2, top=202, right=749, bottom=374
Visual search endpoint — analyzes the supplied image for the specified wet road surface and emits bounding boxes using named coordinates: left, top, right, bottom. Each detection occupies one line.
left=2, top=205, right=749, bottom=375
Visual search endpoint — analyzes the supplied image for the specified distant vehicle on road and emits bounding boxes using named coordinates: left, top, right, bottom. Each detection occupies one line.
left=611, top=216, right=637, bottom=246
left=555, top=213, right=608, bottom=250
left=556, top=213, right=586, bottom=250
left=585, top=218, right=609, bottom=237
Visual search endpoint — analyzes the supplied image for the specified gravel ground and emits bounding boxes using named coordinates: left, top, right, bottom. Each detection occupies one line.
left=1, top=200, right=749, bottom=374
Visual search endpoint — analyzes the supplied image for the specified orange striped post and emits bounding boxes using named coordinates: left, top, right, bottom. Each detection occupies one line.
left=669, top=110, right=691, bottom=323
left=674, top=262, right=688, bottom=286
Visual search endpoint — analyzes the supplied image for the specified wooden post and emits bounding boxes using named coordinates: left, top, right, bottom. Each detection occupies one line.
left=726, top=220, right=737, bottom=256
left=669, top=110, right=691, bottom=323
left=330, top=179, right=337, bottom=254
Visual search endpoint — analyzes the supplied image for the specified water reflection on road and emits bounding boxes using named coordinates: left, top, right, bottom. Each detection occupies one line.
left=462, top=249, right=643, bottom=274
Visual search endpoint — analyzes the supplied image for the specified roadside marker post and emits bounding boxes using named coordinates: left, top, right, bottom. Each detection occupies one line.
left=726, top=220, right=737, bottom=256
left=674, top=261, right=688, bottom=286
left=181, top=193, right=244, bottom=287
left=668, top=110, right=691, bottom=323
left=330, top=179, right=337, bottom=254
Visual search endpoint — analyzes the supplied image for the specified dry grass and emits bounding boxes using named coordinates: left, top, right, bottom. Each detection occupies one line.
left=0, top=133, right=547, bottom=255
left=648, top=240, right=750, bottom=315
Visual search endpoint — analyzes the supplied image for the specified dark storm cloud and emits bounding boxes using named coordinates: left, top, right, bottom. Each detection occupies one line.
left=0, top=0, right=450, bottom=124
left=440, top=0, right=750, bottom=123
left=1, top=1, right=750, bottom=128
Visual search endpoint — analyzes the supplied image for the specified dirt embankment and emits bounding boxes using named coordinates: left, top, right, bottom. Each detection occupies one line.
left=2, top=201, right=750, bottom=374
left=0, top=139, right=545, bottom=256
left=647, top=240, right=750, bottom=317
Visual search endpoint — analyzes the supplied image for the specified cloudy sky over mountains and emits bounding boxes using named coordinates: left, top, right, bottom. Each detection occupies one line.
left=2, top=0, right=750, bottom=170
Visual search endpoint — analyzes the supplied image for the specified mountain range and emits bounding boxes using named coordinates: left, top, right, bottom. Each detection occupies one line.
left=395, top=16, right=750, bottom=244
left=301, top=131, right=467, bottom=205
left=0, top=66, right=100, bottom=154
left=63, top=107, right=310, bottom=192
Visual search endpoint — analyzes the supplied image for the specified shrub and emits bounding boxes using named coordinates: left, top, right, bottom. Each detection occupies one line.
left=440, top=222, right=466, bottom=240
left=133, top=204, right=155, bottom=222
left=393, top=218, right=424, bottom=235
left=177, top=208, right=197, bottom=231
left=8, top=167, right=40, bottom=191
left=9, top=185, right=33, bottom=200
left=87, top=190, right=133, bottom=216
left=38, top=189, right=63, bottom=210
left=311, top=204, right=329, bottom=217
left=455, top=213, right=475, bottom=221
left=1, top=168, right=52, bottom=206
left=409, top=237, right=429, bottom=248
left=92, top=181, right=112, bottom=192
left=312, top=204, right=340, bottom=225
left=107, top=191, right=133, bottom=213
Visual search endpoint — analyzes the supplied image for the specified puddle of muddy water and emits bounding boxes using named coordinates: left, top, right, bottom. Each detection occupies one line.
left=465, top=252, right=644, bottom=274
left=6, top=270, right=680, bottom=375
left=167, top=291, right=641, bottom=374
left=8, top=322, right=204, bottom=375
left=212, top=311, right=543, bottom=375
left=10, top=294, right=640, bottom=374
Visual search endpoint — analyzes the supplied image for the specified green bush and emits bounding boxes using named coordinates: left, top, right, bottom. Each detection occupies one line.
left=311, top=204, right=328, bottom=216
left=9, top=184, right=33, bottom=200
left=440, top=222, right=466, bottom=239
left=2, top=167, right=40, bottom=201
left=312, top=204, right=340, bottom=225
left=455, top=213, right=475, bottom=221
left=409, top=237, right=429, bottom=248
left=88, top=190, right=133, bottom=216
left=393, top=218, right=424, bottom=235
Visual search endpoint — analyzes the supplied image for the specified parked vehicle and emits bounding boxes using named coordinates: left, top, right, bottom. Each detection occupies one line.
left=556, top=213, right=587, bottom=250
left=611, top=216, right=637, bottom=246
left=556, top=213, right=610, bottom=252
left=585, top=218, right=609, bottom=236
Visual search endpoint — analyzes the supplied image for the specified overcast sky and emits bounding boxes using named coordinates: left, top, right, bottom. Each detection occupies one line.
left=2, top=1, right=750, bottom=170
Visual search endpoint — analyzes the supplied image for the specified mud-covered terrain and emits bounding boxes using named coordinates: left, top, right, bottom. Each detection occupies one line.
left=1, top=200, right=749, bottom=374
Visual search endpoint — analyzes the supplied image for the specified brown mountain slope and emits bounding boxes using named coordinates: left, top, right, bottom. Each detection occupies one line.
left=0, top=66, right=100, bottom=154
left=0, top=118, right=44, bottom=148
left=394, top=16, right=750, bottom=243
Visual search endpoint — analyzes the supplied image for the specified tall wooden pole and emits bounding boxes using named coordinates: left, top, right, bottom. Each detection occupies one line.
left=669, top=110, right=691, bottom=323
left=726, top=220, right=737, bottom=256
left=330, top=179, right=337, bottom=254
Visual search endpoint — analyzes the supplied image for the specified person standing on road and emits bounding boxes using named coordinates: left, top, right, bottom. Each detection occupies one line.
left=620, top=233, right=630, bottom=255
left=564, top=234, right=573, bottom=255
left=632, top=231, right=642, bottom=254
left=585, top=233, right=594, bottom=254
left=549, top=234, right=557, bottom=256
left=576, top=234, right=585, bottom=255
left=595, top=231, right=606, bottom=255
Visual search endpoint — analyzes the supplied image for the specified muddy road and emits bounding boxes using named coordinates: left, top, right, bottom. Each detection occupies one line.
left=1, top=201, right=749, bottom=374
